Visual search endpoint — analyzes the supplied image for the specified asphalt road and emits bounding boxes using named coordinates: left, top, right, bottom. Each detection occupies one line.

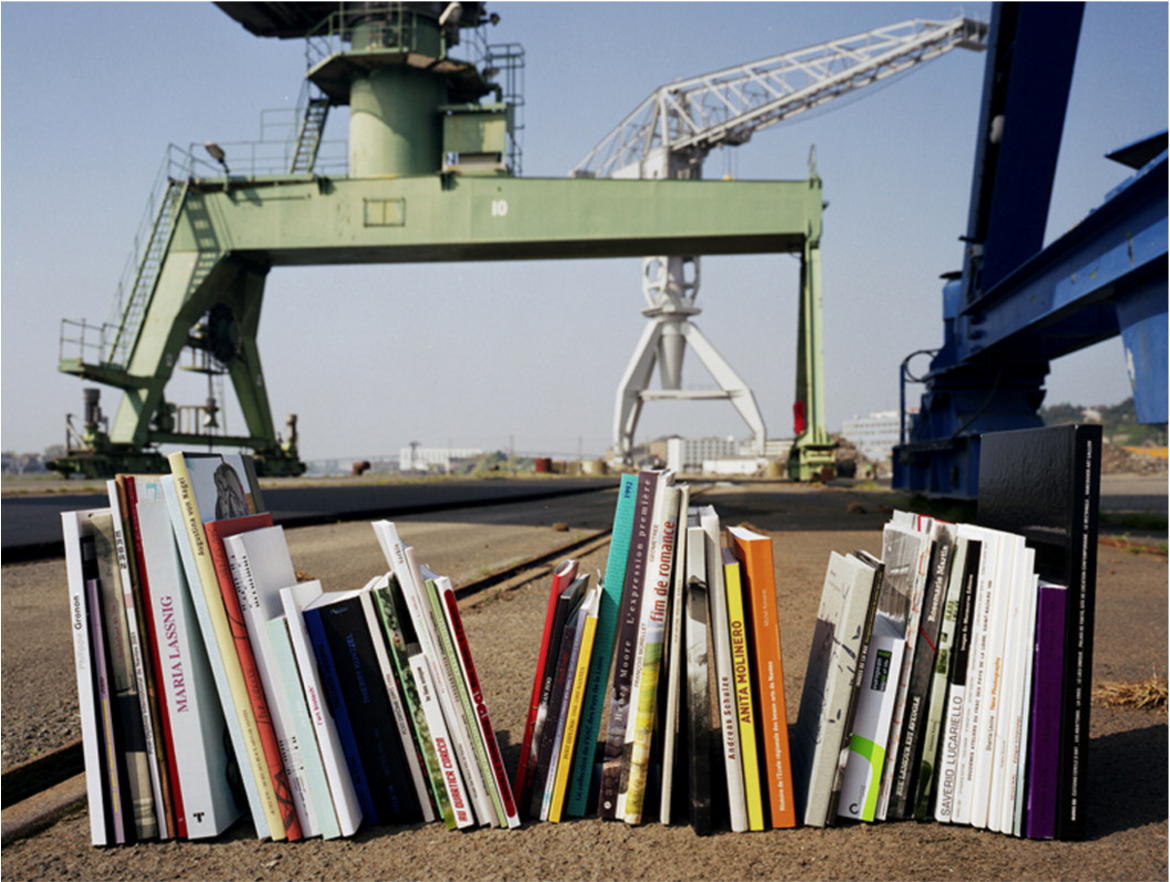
left=0, top=478, right=618, bottom=561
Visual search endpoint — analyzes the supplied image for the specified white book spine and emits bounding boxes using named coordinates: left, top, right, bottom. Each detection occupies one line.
left=700, top=506, right=748, bottom=833
left=952, top=528, right=999, bottom=826
left=279, top=583, right=363, bottom=837
left=264, top=616, right=342, bottom=840
left=105, top=483, right=169, bottom=839
left=410, top=653, right=475, bottom=829
left=988, top=536, right=1028, bottom=832
left=371, top=522, right=488, bottom=824
left=1002, top=549, right=1037, bottom=834
left=63, top=511, right=111, bottom=846
left=159, top=476, right=269, bottom=840
left=358, top=589, right=436, bottom=823
left=222, top=532, right=317, bottom=836
left=137, top=495, right=240, bottom=838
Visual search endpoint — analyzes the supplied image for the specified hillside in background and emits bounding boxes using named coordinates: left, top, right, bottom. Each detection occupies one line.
left=1042, top=397, right=1167, bottom=447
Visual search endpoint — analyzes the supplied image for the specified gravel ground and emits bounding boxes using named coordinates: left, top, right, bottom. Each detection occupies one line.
left=2, top=481, right=1165, bottom=880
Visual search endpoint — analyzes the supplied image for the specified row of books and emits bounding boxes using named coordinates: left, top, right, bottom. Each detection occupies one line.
left=793, top=424, right=1100, bottom=841
left=65, top=452, right=517, bottom=847
left=515, top=470, right=796, bottom=834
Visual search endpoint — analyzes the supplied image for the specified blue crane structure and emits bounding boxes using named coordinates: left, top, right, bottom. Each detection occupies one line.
left=894, top=2, right=1168, bottom=498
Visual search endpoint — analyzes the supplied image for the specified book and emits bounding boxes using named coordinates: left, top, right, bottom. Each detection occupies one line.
left=1025, top=581, right=1068, bottom=839
left=977, top=423, right=1102, bottom=840
left=432, top=574, right=522, bottom=828
left=598, top=470, right=659, bottom=819
left=204, top=513, right=302, bottom=840
left=121, top=476, right=184, bottom=839
left=550, top=585, right=602, bottom=822
left=723, top=547, right=765, bottom=831
left=531, top=575, right=590, bottom=820
left=278, top=582, right=364, bottom=837
left=700, top=505, right=747, bottom=832
left=264, top=616, right=343, bottom=839
left=370, top=575, right=457, bottom=829
left=166, top=451, right=282, bottom=841
left=63, top=510, right=114, bottom=846
left=160, top=474, right=270, bottom=840
left=621, top=482, right=682, bottom=825
left=566, top=473, right=638, bottom=817
left=91, top=513, right=157, bottom=840
left=410, top=650, right=475, bottom=828
left=793, top=551, right=880, bottom=827
left=302, top=591, right=421, bottom=826
left=359, top=588, right=436, bottom=824
left=914, top=536, right=970, bottom=820
left=874, top=518, right=933, bottom=820
left=136, top=490, right=242, bottom=839
left=683, top=523, right=713, bottom=836
left=889, top=521, right=956, bottom=819
left=516, top=559, right=579, bottom=815
left=934, top=536, right=982, bottom=823
left=222, top=526, right=319, bottom=836
left=658, top=484, right=691, bottom=826
left=727, top=524, right=795, bottom=829
left=1001, top=549, right=1038, bottom=835
left=106, top=481, right=169, bottom=839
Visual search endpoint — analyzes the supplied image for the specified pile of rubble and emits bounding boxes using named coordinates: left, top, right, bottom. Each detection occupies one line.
left=1101, top=440, right=1168, bottom=475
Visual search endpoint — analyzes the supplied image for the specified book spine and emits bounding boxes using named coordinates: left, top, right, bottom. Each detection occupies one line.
left=516, top=560, right=579, bottom=812
left=64, top=514, right=112, bottom=846
left=566, top=473, right=638, bottom=817
left=106, top=483, right=169, bottom=840
left=598, top=470, right=658, bottom=818
left=303, top=606, right=379, bottom=824
left=372, top=584, right=455, bottom=829
left=724, top=551, right=765, bottom=830
left=86, top=535, right=127, bottom=843
left=264, top=617, right=342, bottom=840
left=532, top=610, right=581, bottom=819
left=206, top=528, right=303, bottom=841
left=439, top=584, right=521, bottom=828
left=915, top=537, right=968, bottom=820
left=890, top=524, right=955, bottom=818
left=544, top=603, right=590, bottom=821
left=550, top=600, right=599, bottom=823
left=410, top=653, right=474, bottom=828
left=359, top=591, right=435, bottom=824
left=623, top=488, right=680, bottom=825
left=684, top=547, right=713, bottom=836
left=92, top=515, right=156, bottom=841
left=1026, top=582, right=1067, bottom=839
left=658, top=487, right=691, bottom=826
left=991, top=542, right=1033, bottom=833
left=702, top=508, right=747, bottom=832
left=1057, top=426, right=1100, bottom=841
left=125, top=479, right=184, bottom=839
left=224, top=540, right=318, bottom=837
left=166, top=455, right=283, bottom=840
left=425, top=577, right=505, bottom=827
left=1004, top=555, right=1038, bottom=836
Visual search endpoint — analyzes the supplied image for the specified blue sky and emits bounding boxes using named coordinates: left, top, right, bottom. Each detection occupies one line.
left=2, top=2, right=1166, bottom=461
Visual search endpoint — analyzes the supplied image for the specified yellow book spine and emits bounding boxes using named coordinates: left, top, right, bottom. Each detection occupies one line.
left=550, top=612, right=598, bottom=822
left=167, top=453, right=285, bottom=840
left=724, top=553, right=765, bottom=831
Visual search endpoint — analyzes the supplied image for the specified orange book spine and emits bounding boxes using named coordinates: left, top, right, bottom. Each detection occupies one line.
left=730, top=528, right=796, bottom=828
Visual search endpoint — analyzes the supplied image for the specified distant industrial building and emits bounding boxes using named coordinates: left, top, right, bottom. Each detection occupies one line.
left=399, top=445, right=483, bottom=473
left=840, top=410, right=915, bottom=464
left=662, top=436, right=794, bottom=474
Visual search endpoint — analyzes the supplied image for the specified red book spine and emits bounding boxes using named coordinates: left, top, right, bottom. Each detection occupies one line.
left=515, top=560, right=578, bottom=807
left=442, top=588, right=518, bottom=824
left=126, top=478, right=186, bottom=839
left=204, top=515, right=303, bottom=842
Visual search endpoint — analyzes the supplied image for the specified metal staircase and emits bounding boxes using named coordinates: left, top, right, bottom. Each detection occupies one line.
left=104, top=177, right=189, bottom=370
left=290, top=95, right=330, bottom=174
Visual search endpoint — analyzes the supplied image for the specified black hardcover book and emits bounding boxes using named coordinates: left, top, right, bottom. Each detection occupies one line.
left=977, top=423, right=1101, bottom=841
left=598, top=470, right=659, bottom=818
left=889, top=523, right=957, bottom=818
left=316, top=597, right=422, bottom=826
left=684, top=566, right=713, bottom=835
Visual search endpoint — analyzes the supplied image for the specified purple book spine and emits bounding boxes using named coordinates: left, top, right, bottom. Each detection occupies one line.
left=1025, top=583, right=1067, bottom=839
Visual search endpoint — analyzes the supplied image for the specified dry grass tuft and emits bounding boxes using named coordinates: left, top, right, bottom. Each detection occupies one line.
left=1093, top=675, right=1168, bottom=711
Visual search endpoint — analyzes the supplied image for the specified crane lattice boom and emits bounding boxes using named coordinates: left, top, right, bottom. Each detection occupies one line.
left=572, top=16, right=987, bottom=180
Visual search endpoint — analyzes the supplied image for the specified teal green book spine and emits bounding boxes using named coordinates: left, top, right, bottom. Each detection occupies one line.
left=565, top=473, right=639, bottom=816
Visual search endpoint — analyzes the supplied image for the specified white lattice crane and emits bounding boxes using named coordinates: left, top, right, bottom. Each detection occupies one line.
left=575, top=16, right=988, bottom=466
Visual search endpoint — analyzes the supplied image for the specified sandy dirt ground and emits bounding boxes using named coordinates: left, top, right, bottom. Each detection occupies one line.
left=1, top=481, right=1165, bottom=881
